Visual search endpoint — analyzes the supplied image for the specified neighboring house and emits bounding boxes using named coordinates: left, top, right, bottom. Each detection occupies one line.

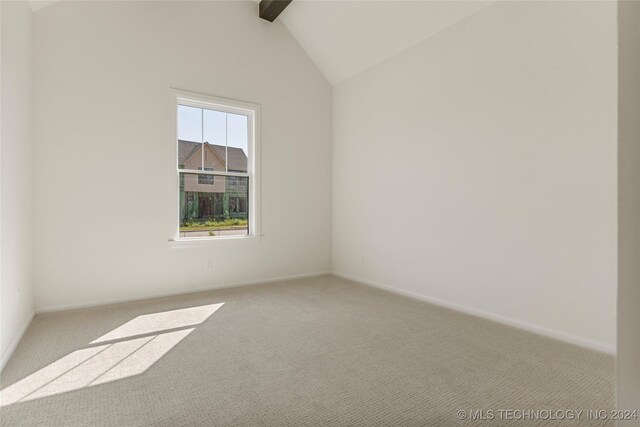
left=178, top=139, right=248, bottom=222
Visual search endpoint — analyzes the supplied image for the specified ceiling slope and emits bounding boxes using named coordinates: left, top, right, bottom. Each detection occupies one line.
left=280, top=0, right=494, bottom=86
left=29, top=0, right=494, bottom=86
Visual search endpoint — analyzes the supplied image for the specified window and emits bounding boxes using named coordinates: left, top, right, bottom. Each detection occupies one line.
left=198, top=167, right=214, bottom=185
left=172, top=90, right=260, bottom=240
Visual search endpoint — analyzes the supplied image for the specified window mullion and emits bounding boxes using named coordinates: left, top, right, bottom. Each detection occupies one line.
left=201, top=108, right=204, bottom=171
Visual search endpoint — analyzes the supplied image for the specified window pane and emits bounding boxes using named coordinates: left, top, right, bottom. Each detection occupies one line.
left=178, top=105, right=203, bottom=170
left=202, top=109, right=228, bottom=174
left=179, top=107, right=248, bottom=174
left=179, top=173, right=249, bottom=238
left=178, top=140, right=203, bottom=170
left=226, top=113, right=248, bottom=173
left=178, top=105, right=203, bottom=142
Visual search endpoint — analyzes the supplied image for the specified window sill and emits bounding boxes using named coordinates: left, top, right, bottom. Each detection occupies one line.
left=168, top=234, right=262, bottom=248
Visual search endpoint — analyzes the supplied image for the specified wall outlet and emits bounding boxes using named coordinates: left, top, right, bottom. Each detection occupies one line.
left=204, top=259, right=213, bottom=270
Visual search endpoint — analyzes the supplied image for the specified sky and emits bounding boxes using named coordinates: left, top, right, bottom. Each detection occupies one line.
left=178, top=105, right=248, bottom=155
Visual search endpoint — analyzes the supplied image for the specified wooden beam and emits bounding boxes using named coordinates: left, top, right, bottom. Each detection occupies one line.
left=259, top=0, right=292, bottom=22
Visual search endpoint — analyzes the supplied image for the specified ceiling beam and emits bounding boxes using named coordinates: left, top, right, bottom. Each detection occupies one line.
left=259, top=0, right=292, bottom=22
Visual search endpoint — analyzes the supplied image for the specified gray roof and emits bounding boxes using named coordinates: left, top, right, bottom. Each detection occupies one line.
left=178, top=140, right=247, bottom=172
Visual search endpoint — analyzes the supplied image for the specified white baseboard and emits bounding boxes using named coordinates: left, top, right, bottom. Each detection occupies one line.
left=333, top=271, right=616, bottom=355
left=1, top=310, right=36, bottom=373
left=31, top=270, right=616, bottom=355
left=36, top=271, right=332, bottom=314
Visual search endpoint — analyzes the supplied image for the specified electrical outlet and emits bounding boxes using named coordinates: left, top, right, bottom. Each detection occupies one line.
left=204, top=259, right=213, bottom=270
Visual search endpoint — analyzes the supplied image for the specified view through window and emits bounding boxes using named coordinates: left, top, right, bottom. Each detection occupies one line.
left=177, top=102, right=250, bottom=238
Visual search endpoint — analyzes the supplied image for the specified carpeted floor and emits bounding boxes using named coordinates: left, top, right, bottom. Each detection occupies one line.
left=0, top=275, right=614, bottom=426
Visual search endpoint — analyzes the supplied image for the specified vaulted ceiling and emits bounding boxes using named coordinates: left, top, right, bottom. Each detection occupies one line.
left=279, top=1, right=494, bottom=86
left=29, top=0, right=494, bottom=86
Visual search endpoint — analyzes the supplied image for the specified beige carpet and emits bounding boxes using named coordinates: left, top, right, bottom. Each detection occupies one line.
left=0, top=276, right=614, bottom=426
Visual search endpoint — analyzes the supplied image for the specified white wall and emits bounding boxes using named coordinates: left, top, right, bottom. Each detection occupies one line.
left=1, top=0, right=35, bottom=370
left=333, top=1, right=617, bottom=352
left=33, top=1, right=332, bottom=311
left=617, top=0, right=640, bottom=417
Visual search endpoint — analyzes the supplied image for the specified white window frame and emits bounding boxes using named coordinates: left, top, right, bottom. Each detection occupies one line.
left=168, top=89, right=261, bottom=242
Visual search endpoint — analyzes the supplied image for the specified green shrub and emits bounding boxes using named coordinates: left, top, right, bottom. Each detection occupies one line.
left=180, top=218, right=248, bottom=230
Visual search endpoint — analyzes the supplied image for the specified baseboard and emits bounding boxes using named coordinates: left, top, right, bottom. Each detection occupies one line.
left=32, top=270, right=617, bottom=355
left=36, top=271, right=332, bottom=314
left=333, top=271, right=616, bottom=355
left=0, top=309, right=36, bottom=373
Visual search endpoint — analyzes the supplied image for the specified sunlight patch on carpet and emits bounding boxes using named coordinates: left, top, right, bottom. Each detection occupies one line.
left=1, top=303, right=224, bottom=406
